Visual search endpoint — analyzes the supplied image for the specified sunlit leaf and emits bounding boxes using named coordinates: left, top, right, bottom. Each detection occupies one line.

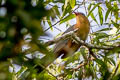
left=60, top=14, right=75, bottom=24
left=53, top=5, right=60, bottom=16
left=70, top=0, right=76, bottom=9
left=105, top=8, right=111, bottom=21
left=111, top=34, right=120, bottom=40
left=87, top=3, right=92, bottom=11
left=90, top=12, right=98, bottom=24
left=61, top=4, right=71, bottom=19
left=96, top=28, right=112, bottom=32
left=113, top=2, right=119, bottom=20
left=95, top=59, right=107, bottom=69
left=113, top=1, right=118, bottom=10
left=17, top=66, right=27, bottom=78
left=98, top=6, right=103, bottom=25
left=111, top=20, right=119, bottom=28
left=47, top=18, right=53, bottom=31
left=93, top=32, right=109, bottom=39
left=80, top=47, right=87, bottom=60
left=38, top=71, right=56, bottom=80
left=64, top=0, right=69, bottom=9
left=65, top=51, right=81, bottom=65
left=87, top=3, right=101, bottom=17
left=105, top=1, right=112, bottom=9
left=108, top=58, right=116, bottom=66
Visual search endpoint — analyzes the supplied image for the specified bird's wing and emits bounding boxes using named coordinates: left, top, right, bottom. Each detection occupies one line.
left=53, top=39, right=68, bottom=53
left=53, top=25, right=74, bottom=53
left=63, top=25, right=74, bottom=34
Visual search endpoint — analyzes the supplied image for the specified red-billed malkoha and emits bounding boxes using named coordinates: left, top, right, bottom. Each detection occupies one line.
left=53, top=12, right=90, bottom=58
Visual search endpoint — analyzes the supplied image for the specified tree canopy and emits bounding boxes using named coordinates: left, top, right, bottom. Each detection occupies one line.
left=0, top=0, right=120, bottom=80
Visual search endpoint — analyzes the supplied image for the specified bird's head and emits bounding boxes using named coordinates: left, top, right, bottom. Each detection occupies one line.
left=73, top=12, right=87, bottom=24
left=74, top=12, right=85, bottom=16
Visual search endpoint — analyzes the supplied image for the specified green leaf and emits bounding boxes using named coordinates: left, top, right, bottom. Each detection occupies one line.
left=70, top=0, right=76, bottom=9
left=105, top=1, right=112, bottom=9
left=108, top=58, right=116, bottom=66
left=87, top=3, right=101, bottom=17
left=93, top=32, right=109, bottom=39
left=61, top=0, right=70, bottom=19
left=105, top=8, right=111, bottom=21
left=98, top=6, right=103, bottom=25
left=60, top=14, right=75, bottom=24
left=80, top=47, right=87, bottom=60
left=113, top=2, right=119, bottom=20
left=96, top=28, right=112, bottom=32
left=90, top=12, right=98, bottom=24
left=113, top=1, right=118, bottom=10
left=52, top=5, right=60, bottom=17
left=17, top=66, right=27, bottom=77
left=61, top=5, right=71, bottom=19
left=95, top=59, right=107, bottom=69
left=111, top=20, right=119, bottom=28
left=38, top=71, right=56, bottom=80
left=111, top=34, right=120, bottom=40
left=64, top=0, right=69, bottom=9
left=87, top=3, right=92, bottom=11
left=47, top=18, right=53, bottom=31
left=65, top=51, right=81, bottom=65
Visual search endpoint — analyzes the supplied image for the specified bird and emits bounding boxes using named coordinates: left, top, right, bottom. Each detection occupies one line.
left=53, top=12, right=90, bottom=58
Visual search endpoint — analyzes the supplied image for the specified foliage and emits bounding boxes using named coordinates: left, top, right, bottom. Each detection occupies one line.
left=0, top=0, right=120, bottom=80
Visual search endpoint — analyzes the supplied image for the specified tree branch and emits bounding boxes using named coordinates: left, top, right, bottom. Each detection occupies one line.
left=73, top=57, right=95, bottom=70
left=72, top=34, right=117, bottom=50
left=45, top=29, right=119, bottom=50
left=45, top=29, right=78, bottom=45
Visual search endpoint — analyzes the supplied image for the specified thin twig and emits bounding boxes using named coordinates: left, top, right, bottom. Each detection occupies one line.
left=44, top=20, right=62, bottom=32
left=73, top=57, right=95, bottom=70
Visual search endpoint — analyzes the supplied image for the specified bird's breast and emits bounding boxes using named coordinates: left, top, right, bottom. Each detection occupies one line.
left=74, top=22, right=90, bottom=41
